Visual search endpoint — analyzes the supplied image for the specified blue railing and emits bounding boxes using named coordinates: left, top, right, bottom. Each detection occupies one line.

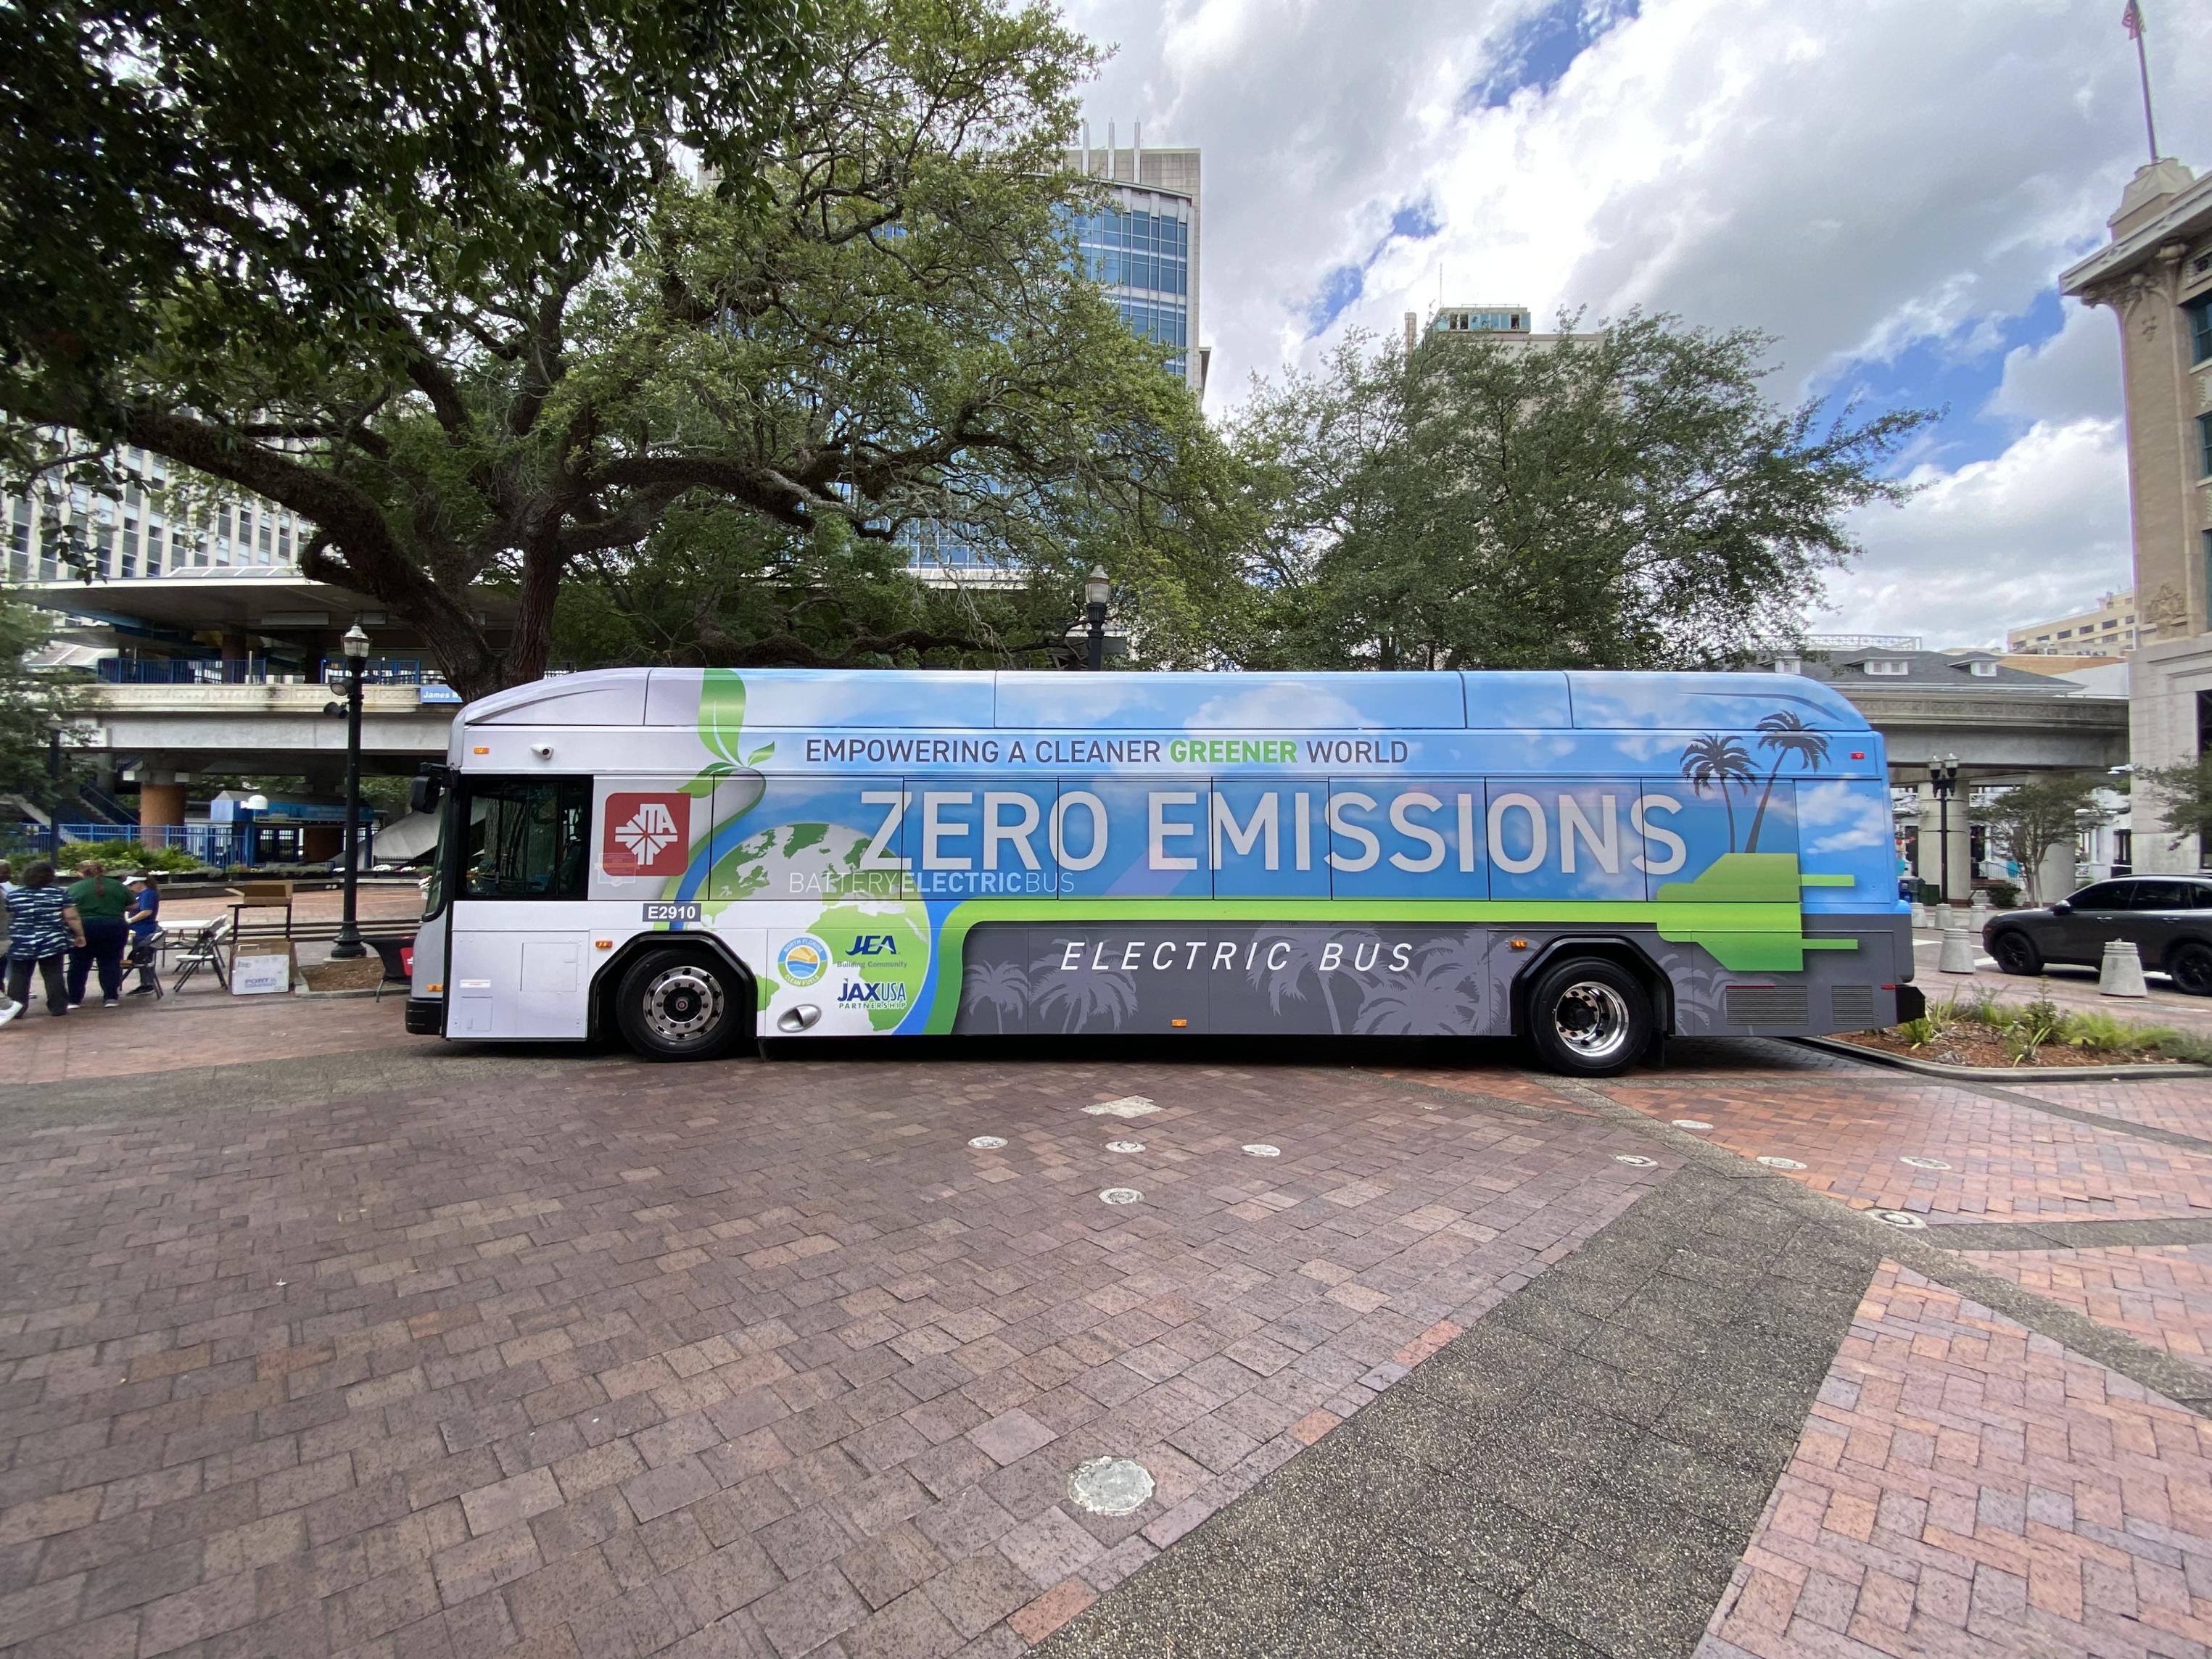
left=98, top=656, right=440, bottom=687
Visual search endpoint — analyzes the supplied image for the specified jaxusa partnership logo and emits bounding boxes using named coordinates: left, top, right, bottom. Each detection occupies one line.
left=777, top=934, right=830, bottom=988
left=603, top=793, right=690, bottom=877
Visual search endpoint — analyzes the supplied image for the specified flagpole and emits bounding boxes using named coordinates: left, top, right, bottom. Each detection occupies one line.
left=2132, top=6, right=2160, bottom=162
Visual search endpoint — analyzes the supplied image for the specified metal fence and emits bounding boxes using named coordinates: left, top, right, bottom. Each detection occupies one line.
left=97, top=656, right=439, bottom=687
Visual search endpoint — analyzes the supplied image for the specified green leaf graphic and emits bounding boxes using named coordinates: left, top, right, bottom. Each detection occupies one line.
left=746, top=742, right=775, bottom=765
left=698, top=669, right=747, bottom=765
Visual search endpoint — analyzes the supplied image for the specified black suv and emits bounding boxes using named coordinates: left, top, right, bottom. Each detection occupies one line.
left=1983, top=877, right=2212, bottom=995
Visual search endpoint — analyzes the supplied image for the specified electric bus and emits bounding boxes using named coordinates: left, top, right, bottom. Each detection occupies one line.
left=403, top=667, right=1918, bottom=1076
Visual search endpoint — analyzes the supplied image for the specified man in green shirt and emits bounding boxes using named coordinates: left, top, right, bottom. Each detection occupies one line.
left=66, top=860, right=132, bottom=1008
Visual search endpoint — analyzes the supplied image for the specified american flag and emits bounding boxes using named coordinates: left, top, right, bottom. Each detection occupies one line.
left=2122, top=0, right=2144, bottom=39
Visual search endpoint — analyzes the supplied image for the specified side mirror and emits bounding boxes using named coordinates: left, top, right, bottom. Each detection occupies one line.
left=2050, top=901, right=2073, bottom=916
left=408, top=768, right=446, bottom=814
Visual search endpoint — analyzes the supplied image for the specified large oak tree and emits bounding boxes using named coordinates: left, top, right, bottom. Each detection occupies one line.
left=1229, top=315, right=1932, bottom=671
left=3, top=0, right=1241, bottom=695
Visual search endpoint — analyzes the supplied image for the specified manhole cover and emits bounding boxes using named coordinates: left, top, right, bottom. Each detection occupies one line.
left=1084, top=1096, right=1158, bottom=1119
left=1899, top=1156, right=1951, bottom=1170
left=1068, top=1456, right=1155, bottom=1515
left=1671, top=1120, right=1714, bottom=1131
left=1099, top=1188, right=1143, bottom=1205
left=1242, top=1143, right=1281, bottom=1158
left=1106, top=1141, right=1145, bottom=1154
left=967, top=1136, right=1007, bottom=1150
left=1614, top=1154, right=1658, bottom=1167
left=1757, top=1156, right=1807, bottom=1170
left=1870, top=1209, right=1927, bottom=1230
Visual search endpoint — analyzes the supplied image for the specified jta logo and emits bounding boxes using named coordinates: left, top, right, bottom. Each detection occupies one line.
left=846, top=934, right=901, bottom=956
left=603, top=793, right=691, bottom=877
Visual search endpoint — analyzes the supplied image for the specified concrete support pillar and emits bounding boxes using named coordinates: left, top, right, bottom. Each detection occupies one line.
left=2035, top=840, right=2077, bottom=907
left=1947, top=784, right=1975, bottom=904
left=139, top=782, right=186, bottom=837
left=1912, top=784, right=1940, bottom=893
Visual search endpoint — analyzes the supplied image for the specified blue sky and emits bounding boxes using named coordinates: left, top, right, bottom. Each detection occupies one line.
left=1067, top=0, right=2211, bottom=646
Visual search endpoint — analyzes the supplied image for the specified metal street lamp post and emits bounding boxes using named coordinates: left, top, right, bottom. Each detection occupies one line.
left=1926, top=753, right=1960, bottom=907
left=330, top=624, right=371, bottom=959
left=1083, top=567, right=1110, bottom=672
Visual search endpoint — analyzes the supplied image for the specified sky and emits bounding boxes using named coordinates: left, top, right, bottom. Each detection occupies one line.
left=1058, top=0, right=2212, bottom=651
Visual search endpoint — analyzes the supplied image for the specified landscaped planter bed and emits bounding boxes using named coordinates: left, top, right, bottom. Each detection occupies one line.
left=1833, top=988, right=2212, bottom=1070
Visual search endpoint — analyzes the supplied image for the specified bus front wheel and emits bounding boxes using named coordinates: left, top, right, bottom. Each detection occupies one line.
left=615, top=948, right=749, bottom=1062
left=1526, top=958, right=1652, bottom=1077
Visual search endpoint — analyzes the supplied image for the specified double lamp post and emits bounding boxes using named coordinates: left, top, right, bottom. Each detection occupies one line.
left=1926, top=753, right=1960, bottom=907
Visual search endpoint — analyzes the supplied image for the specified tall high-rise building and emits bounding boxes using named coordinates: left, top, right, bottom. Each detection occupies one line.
left=1067, top=131, right=1206, bottom=397
left=2062, top=157, right=2212, bottom=869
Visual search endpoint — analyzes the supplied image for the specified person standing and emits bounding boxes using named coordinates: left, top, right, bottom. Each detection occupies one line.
left=5, top=862, right=85, bottom=1019
left=65, top=859, right=132, bottom=1009
left=124, top=873, right=163, bottom=995
left=0, top=859, right=15, bottom=1028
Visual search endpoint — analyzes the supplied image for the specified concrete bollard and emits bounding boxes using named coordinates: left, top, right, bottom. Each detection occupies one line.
left=1968, top=889, right=1991, bottom=915
left=2099, top=939, right=2149, bottom=998
left=1939, top=923, right=1978, bottom=975
left=1910, top=901, right=1929, bottom=929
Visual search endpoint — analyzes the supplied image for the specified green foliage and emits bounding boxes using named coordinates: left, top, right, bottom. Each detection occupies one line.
left=1981, top=775, right=2099, bottom=903
left=2148, top=1028, right=2212, bottom=1066
left=2058, top=1011, right=2136, bottom=1054
left=1, top=0, right=818, bottom=410
left=2138, top=754, right=2212, bottom=851
left=2010, top=996, right=2065, bottom=1049
left=1897, top=1014, right=1936, bottom=1048
left=4, top=0, right=1245, bottom=696
left=0, top=591, right=91, bottom=807
left=51, top=839, right=207, bottom=874
left=1226, top=316, right=1932, bottom=671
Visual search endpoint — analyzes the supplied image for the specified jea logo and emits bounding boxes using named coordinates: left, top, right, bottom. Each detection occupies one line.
left=602, top=793, right=690, bottom=877
left=846, top=934, right=901, bottom=957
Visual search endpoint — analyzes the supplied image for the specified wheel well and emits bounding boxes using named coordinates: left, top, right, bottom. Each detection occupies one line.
left=587, top=932, right=760, bottom=1042
left=1509, top=938, right=1672, bottom=1038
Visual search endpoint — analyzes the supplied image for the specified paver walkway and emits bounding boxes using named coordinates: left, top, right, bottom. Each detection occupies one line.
left=0, top=1009, right=2208, bottom=1656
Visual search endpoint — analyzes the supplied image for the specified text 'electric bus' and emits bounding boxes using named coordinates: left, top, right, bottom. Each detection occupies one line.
left=403, top=667, right=1919, bottom=1076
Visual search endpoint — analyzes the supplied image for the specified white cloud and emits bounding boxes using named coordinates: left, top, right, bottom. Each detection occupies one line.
left=1987, top=301, right=2123, bottom=431
left=1066, top=0, right=2210, bottom=648
left=1823, top=418, right=2132, bottom=648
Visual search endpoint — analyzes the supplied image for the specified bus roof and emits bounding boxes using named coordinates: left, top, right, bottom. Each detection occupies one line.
left=461, top=668, right=1870, bottom=734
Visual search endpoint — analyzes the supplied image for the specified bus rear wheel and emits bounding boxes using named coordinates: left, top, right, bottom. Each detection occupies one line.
left=615, top=947, right=749, bottom=1062
left=1526, top=957, right=1652, bottom=1077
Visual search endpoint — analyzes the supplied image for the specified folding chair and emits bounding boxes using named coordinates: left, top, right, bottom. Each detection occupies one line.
left=170, top=919, right=231, bottom=993
left=126, top=930, right=166, bottom=1001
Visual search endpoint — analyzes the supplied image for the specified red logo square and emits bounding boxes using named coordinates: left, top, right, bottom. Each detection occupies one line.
left=603, top=793, right=692, bottom=877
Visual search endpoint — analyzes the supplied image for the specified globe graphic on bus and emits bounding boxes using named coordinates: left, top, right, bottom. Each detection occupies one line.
left=706, top=820, right=931, bottom=1032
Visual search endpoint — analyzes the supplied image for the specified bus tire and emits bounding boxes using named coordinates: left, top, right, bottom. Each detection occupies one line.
left=1525, top=957, right=1651, bottom=1077
left=614, top=947, right=749, bottom=1062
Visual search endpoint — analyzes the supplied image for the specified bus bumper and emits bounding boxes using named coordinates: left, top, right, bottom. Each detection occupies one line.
left=405, top=997, right=444, bottom=1036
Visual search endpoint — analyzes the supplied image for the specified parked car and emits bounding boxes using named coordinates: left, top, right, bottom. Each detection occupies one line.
left=1982, top=877, right=2212, bottom=995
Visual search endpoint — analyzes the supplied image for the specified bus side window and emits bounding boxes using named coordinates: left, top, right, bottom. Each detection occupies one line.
left=462, top=778, right=593, bottom=901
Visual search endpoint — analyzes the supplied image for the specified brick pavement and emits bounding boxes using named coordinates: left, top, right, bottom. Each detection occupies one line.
left=1604, top=1075, right=2212, bottom=1225
left=0, top=983, right=415, bottom=1086
left=1699, top=1261, right=2212, bottom=1659
left=1959, top=1246, right=2212, bottom=1369
left=2006, top=1080, right=2212, bottom=1146
left=0, top=1048, right=1668, bottom=1658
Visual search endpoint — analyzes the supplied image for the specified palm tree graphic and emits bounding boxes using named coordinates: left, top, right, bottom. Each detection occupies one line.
left=1744, top=712, right=1831, bottom=852
left=1678, top=734, right=1755, bottom=851
left=963, top=959, right=1031, bottom=1033
left=1351, top=935, right=1487, bottom=1035
left=1031, top=953, right=1139, bottom=1033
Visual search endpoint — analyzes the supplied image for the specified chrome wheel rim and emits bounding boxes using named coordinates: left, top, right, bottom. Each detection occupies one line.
left=1554, top=982, right=1631, bottom=1061
left=643, top=964, right=724, bottom=1046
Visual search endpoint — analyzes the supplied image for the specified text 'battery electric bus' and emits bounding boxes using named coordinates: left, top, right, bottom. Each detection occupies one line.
left=403, top=667, right=1920, bottom=1076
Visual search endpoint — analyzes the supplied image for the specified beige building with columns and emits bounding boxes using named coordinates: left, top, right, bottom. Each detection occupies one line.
left=2062, top=157, right=2212, bottom=872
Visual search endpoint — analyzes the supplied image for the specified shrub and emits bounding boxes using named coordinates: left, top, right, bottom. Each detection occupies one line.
left=1897, top=1015, right=1937, bottom=1048
left=2148, top=1029, right=2212, bottom=1067
left=51, top=840, right=209, bottom=876
left=2059, top=1011, right=2137, bottom=1054
left=2009, top=997, right=2066, bottom=1049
